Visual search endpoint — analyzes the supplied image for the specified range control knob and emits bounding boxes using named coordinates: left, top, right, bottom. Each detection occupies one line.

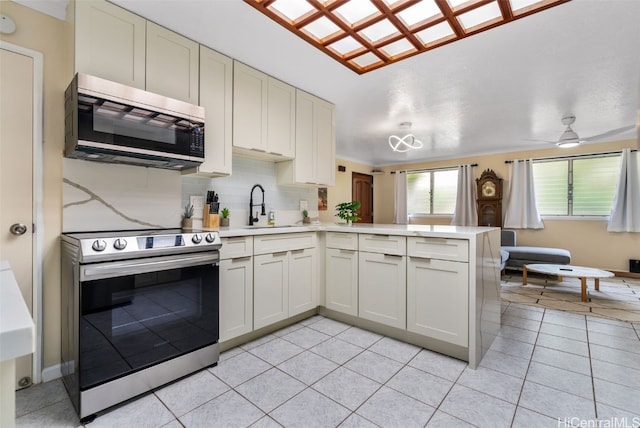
left=113, top=238, right=127, bottom=250
left=92, top=240, right=107, bottom=252
left=192, top=234, right=202, bottom=244
left=205, top=233, right=215, bottom=243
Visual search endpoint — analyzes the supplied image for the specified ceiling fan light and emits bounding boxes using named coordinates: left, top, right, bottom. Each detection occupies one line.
left=556, top=140, right=580, bottom=148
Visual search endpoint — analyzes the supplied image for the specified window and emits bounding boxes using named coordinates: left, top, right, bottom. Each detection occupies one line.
left=407, top=169, right=458, bottom=215
left=532, top=154, right=622, bottom=217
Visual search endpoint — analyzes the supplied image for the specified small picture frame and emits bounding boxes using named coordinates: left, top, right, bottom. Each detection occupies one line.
left=318, top=188, right=328, bottom=211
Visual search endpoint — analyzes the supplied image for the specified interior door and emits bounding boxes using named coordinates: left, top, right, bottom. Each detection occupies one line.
left=352, top=172, right=373, bottom=223
left=0, top=47, right=35, bottom=388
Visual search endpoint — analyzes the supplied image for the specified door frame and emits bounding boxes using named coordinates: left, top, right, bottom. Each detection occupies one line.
left=1, top=41, right=44, bottom=385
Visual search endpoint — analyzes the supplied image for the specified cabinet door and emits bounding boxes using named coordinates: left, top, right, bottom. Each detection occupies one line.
left=75, top=0, right=146, bottom=89
left=267, top=78, right=295, bottom=158
left=254, top=252, right=289, bottom=329
left=325, top=248, right=358, bottom=316
left=219, top=257, right=253, bottom=342
left=358, top=252, right=406, bottom=329
left=146, top=22, right=199, bottom=104
left=289, top=248, right=317, bottom=316
left=407, top=257, right=469, bottom=347
left=186, top=45, right=233, bottom=176
left=293, top=90, right=316, bottom=183
left=233, top=61, right=267, bottom=152
left=314, top=96, right=336, bottom=186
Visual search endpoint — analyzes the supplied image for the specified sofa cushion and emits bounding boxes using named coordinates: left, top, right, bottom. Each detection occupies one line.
left=500, top=249, right=510, bottom=270
left=502, top=245, right=571, bottom=267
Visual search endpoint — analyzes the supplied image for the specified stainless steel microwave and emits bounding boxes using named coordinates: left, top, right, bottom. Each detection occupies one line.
left=64, top=73, right=205, bottom=170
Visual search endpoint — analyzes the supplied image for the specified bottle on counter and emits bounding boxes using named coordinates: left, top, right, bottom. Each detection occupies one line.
left=268, top=209, right=275, bottom=225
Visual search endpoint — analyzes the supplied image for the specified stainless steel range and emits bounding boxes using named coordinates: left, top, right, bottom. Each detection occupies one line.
left=60, top=229, right=222, bottom=421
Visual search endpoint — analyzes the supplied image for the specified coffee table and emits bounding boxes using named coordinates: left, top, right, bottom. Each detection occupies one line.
left=522, top=264, right=614, bottom=302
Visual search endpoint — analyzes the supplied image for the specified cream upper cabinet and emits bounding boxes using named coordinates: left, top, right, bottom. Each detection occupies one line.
left=277, top=89, right=336, bottom=187
left=267, top=78, right=296, bottom=158
left=184, top=46, right=233, bottom=177
left=233, top=61, right=295, bottom=159
left=146, top=22, right=199, bottom=104
left=75, top=0, right=146, bottom=89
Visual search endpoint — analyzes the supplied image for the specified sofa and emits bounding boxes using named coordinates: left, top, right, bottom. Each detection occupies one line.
left=501, top=230, right=571, bottom=269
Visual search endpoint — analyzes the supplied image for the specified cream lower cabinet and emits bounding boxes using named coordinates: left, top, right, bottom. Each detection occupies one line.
left=219, top=237, right=253, bottom=342
left=325, top=232, right=358, bottom=316
left=358, top=234, right=407, bottom=329
left=253, top=252, right=289, bottom=329
left=406, top=237, right=469, bottom=347
left=253, top=233, right=317, bottom=329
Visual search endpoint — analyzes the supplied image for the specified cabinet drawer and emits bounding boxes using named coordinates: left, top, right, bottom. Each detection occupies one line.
left=407, top=237, right=468, bottom=262
left=254, top=232, right=316, bottom=255
left=326, top=232, right=358, bottom=250
left=358, top=234, right=406, bottom=255
left=220, top=236, right=253, bottom=259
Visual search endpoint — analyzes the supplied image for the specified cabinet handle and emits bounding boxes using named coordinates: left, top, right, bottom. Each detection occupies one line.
left=305, top=182, right=317, bottom=185
left=409, top=255, right=431, bottom=261
left=270, top=151, right=283, bottom=156
left=291, top=248, right=305, bottom=253
left=250, top=148, right=266, bottom=153
left=384, top=253, right=403, bottom=258
left=372, top=234, right=390, bottom=239
left=339, top=249, right=356, bottom=254
left=231, top=256, right=251, bottom=262
left=273, top=251, right=288, bottom=257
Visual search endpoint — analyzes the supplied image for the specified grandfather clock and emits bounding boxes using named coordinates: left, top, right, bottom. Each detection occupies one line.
left=476, top=169, right=503, bottom=227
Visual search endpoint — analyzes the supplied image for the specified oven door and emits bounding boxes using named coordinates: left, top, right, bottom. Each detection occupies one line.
left=78, top=252, right=219, bottom=390
left=76, top=92, right=204, bottom=160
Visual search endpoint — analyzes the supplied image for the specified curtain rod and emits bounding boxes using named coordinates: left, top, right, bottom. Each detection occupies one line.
left=391, top=163, right=477, bottom=174
left=504, top=149, right=637, bottom=163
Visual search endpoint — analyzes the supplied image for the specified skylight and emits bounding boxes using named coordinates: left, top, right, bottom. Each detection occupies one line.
left=246, top=0, right=571, bottom=74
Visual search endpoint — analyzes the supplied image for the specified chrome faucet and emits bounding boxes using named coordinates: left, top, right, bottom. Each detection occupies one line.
left=249, top=184, right=266, bottom=225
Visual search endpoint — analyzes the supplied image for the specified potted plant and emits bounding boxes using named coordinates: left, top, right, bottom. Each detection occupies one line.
left=302, top=209, right=311, bottom=224
left=335, top=201, right=361, bottom=225
left=182, top=203, right=194, bottom=229
left=220, top=207, right=230, bottom=227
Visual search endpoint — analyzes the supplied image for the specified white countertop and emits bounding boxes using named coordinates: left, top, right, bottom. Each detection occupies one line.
left=218, top=223, right=499, bottom=239
left=0, top=260, right=35, bottom=362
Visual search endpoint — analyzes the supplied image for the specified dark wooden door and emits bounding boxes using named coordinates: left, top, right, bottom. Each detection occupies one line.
left=352, top=172, right=373, bottom=223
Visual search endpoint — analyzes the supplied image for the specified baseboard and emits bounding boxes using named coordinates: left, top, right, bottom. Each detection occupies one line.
left=41, top=364, right=62, bottom=383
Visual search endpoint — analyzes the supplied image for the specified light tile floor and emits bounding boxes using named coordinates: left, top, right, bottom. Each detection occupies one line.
left=16, top=309, right=640, bottom=428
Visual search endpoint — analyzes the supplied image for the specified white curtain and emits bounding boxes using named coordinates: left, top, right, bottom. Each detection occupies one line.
left=503, top=159, right=544, bottom=229
left=451, top=164, right=478, bottom=226
left=608, top=149, right=640, bottom=232
left=394, top=171, right=408, bottom=224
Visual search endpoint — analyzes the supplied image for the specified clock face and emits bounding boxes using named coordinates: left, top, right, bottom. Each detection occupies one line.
left=482, top=181, right=496, bottom=197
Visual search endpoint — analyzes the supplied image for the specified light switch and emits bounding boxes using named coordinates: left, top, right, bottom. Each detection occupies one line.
left=299, top=200, right=308, bottom=212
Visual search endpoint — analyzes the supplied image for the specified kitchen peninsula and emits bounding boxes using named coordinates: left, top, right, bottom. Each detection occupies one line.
left=216, top=224, right=501, bottom=369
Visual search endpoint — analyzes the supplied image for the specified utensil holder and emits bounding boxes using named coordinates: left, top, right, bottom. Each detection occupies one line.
left=203, top=205, right=219, bottom=229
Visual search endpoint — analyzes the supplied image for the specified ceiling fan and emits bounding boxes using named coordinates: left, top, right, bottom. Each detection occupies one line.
left=529, top=116, right=636, bottom=148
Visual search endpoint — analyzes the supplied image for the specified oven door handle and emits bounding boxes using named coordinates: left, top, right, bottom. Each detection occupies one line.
left=80, top=253, right=219, bottom=281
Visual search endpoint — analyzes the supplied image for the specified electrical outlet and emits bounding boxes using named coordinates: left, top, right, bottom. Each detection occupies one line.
left=299, top=200, right=308, bottom=211
left=190, top=195, right=204, bottom=219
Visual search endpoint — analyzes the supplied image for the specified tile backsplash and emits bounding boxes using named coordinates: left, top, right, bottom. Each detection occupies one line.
left=182, top=157, right=318, bottom=228
left=63, top=156, right=319, bottom=232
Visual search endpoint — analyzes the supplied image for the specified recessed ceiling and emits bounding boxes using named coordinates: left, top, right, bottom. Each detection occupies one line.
left=244, top=0, right=571, bottom=74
